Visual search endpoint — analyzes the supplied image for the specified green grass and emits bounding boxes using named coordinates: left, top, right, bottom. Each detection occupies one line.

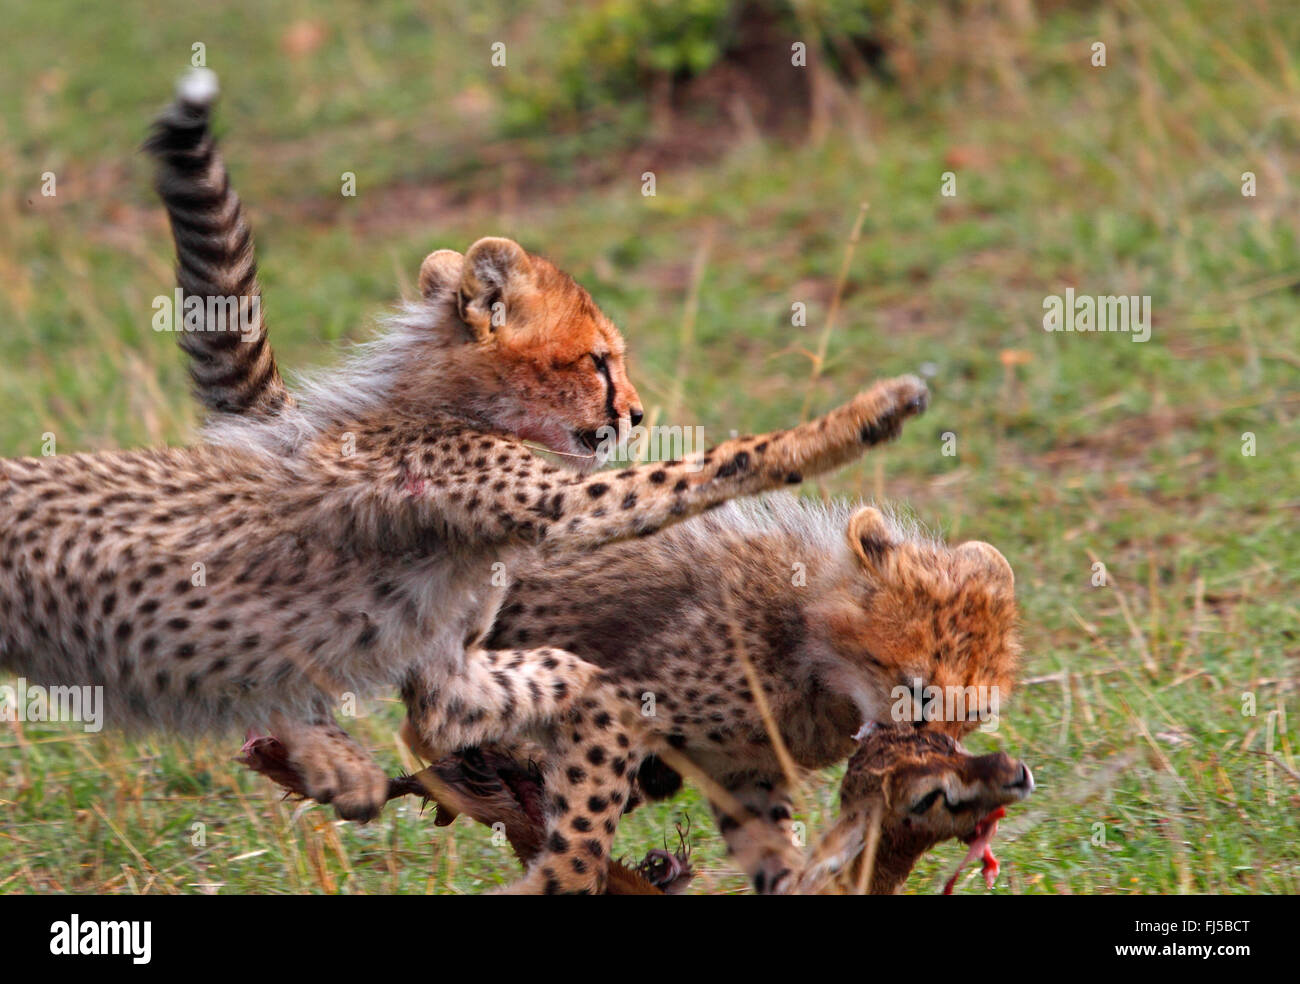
left=1, top=0, right=1297, bottom=894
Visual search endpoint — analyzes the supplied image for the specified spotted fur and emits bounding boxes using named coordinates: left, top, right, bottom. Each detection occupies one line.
left=483, top=497, right=1021, bottom=893
left=0, top=74, right=929, bottom=838
left=145, top=76, right=981, bottom=894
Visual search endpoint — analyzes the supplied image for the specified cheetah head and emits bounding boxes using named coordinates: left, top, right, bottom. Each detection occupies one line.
left=822, top=506, right=1021, bottom=741
left=412, top=238, right=642, bottom=471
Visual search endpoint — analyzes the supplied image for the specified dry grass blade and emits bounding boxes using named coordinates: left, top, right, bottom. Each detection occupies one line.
left=665, top=225, right=714, bottom=428
left=800, top=201, right=869, bottom=422
left=719, top=589, right=810, bottom=821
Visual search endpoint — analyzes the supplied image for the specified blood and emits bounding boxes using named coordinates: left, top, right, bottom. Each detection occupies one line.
left=942, top=806, right=1007, bottom=895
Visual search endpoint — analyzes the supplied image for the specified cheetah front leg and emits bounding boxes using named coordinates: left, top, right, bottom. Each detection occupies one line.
left=498, top=685, right=644, bottom=894
left=710, top=773, right=805, bottom=894
left=383, top=375, right=929, bottom=553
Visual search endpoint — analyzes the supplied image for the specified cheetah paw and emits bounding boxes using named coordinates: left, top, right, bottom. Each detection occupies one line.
left=858, top=375, right=930, bottom=445
left=239, top=727, right=389, bottom=823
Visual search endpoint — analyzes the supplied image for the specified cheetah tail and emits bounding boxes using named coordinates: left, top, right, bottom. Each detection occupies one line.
left=143, top=68, right=291, bottom=419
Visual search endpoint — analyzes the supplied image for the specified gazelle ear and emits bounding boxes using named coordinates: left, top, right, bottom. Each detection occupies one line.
left=458, top=237, right=531, bottom=340
left=418, top=249, right=464, bottom=299
left=847, top=507, right=897, bottom=574
left=955, top=541, right=1014, bottom=589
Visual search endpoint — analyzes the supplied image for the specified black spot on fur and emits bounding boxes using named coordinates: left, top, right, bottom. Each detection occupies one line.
left=861, top=413, right=900, bottom=444
left=356, top=621, right=378, bottom=648
left=714, top=451, right=750, bottom=478
left=636, top=756, right=683, bottom=799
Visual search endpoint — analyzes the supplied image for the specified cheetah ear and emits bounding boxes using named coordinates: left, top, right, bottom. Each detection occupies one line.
left=956, top=541, right=1014, bottom=589
left=418, top=249, right=464, bottom=300
left=847, top=506, right=897, bottom=574
left=458, top=237, right=532, bottom=341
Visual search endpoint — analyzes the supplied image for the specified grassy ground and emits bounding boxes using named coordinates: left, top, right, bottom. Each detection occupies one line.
left=1, top=0, right=1297, bottom=894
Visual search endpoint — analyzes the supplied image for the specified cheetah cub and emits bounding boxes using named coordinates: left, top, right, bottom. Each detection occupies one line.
left=477, top=497, right=1021, bottom=892
left=0, top=72, right=929, bottom=829
left=248, top=497, right=1021, bottom=893
left=150, top=76, right=969, bottom=891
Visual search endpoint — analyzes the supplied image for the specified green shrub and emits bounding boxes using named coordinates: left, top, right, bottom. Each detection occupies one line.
left=503, top=0, right=887, bottom=133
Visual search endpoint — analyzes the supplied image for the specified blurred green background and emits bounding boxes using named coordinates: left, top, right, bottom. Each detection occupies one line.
left=0, top=0, right=1296, bottom=894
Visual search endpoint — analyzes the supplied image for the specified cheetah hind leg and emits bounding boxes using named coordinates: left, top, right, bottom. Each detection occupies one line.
left=400, top=646, right=602, bottom=762
left=497, top=686, right=644, bottom=894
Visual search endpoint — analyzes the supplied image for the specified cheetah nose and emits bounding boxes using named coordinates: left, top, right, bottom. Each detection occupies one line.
left=630, top=407, right=644, bottom=427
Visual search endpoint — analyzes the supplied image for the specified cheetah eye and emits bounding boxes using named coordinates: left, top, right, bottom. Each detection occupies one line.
left=591, top=353, right=613, bottom=390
